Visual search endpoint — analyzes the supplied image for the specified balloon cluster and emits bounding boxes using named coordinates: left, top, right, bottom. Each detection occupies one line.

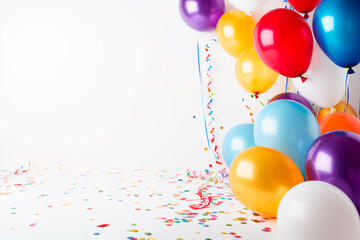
left=179, top=0, right=360, bottom=107
left=224, top=94, right=360, bottom=240
left=180, top=0, right=360, bottom=239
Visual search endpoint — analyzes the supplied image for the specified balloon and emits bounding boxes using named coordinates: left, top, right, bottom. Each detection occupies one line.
left=179, top=0, right=225, bottom=31
left=306, top=131, right=360, bottom=212
left=318, top=101, right=358, bottom=123
left=288, top=0, right=321, bottom=18
left=216, top=10, right=255, bottom=58
left=319, top=112, right=360, bottom=135
left=229, top=146, right=304, bottom=217
left=268, top=92, right=315, bottom=115
left=313, top=0, right=360, bottom=70
left=235, top=48, right=278, bottom=94
left=228, top=0, right=268, bottom=14
left=222, top=123, right=255, bottom=167
left=254, top=100, right=320, bottom=176
left=253, top=9, right=313, bottom=78
left=278, top=181, right=360, bottom=240
left=291, top=43, right=347, bottom=108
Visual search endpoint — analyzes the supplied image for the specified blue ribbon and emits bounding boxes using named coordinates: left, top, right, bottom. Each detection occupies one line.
left=345, top=70, right=350, bottom=112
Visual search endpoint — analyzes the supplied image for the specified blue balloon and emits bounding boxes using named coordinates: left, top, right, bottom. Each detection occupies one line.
left=222, top=123, right=255, bottom=167
left=254, top=100, right=320, bottom=177
left=313, top=0, right=360, bottom=69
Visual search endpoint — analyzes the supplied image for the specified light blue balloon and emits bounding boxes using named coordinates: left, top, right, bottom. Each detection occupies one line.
left=222, top=123, right=255, bottom=167
left=254, top=100, right=320, bottom=177
left=313, top=0, right=360, bottom=69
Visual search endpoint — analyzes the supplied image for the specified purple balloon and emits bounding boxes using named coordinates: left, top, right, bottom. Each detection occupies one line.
left=306, top=131, right=360, bottom=213
left=268, top=92, right=315, bottom=115
left=179, top=0, right=225, bottom=31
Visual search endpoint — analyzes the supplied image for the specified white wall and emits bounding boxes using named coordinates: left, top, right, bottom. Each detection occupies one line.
left=0, top=0, right=358, bottom=171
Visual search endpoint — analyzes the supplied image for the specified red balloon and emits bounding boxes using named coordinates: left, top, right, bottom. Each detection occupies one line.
left=288, top=0, right=321, bottom=17
left=253, top=9, right=313, bottom=78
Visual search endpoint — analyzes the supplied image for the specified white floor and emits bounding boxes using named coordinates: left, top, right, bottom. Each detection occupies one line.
left=0, top=167, right=277, bottom=240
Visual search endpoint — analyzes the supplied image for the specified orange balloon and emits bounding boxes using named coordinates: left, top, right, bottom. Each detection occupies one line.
left=229, top=146, right=304, bottom=217
left=216, top=10, right=256, bottom=58
left=317, top=100, right=358, bottom=123
left=320, top=112, right=360, bottom=135
left=235, top=48, right=278, bottom=94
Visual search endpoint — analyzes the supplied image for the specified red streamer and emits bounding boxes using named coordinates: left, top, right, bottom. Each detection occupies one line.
left=189, top=184, right=212, bottom=209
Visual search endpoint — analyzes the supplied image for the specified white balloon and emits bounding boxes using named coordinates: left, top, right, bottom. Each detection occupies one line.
left=228, top=0, right=268, bottom=14
left=278, top=181, right=360, bottom=240
left=291, top=43, right=347, bottom=108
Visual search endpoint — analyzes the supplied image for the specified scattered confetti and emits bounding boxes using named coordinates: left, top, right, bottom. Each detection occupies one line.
left=0, top=166, right=276, bottom=239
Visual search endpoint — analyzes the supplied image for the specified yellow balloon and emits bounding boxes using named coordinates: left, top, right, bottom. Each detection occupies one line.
left=216, top=10, right=255, bottom=58
left=235, top=48, right=279, bottom=94
left=318, top=100, right=358, bottom=123
left=229, top=146, right=304, bottom=217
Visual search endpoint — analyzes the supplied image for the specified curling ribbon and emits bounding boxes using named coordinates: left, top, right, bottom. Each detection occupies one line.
left=345, top=70, right=350, bottom=112
left=189, top=183, right=212, bottom=209
left=196, top=36, right=223, bottom=168
left=196, top=36, right=218, bottom=163
left=187, top=36, right=228, bottom=211
left=204, top=39, right=221, bottom=164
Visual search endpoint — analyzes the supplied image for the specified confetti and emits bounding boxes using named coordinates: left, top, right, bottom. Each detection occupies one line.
left=97, top=224, right=110, bottom=228
left=0, top=167, right=276, bottom=239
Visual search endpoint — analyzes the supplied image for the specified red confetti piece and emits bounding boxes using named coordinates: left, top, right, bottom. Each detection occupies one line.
left=97, top=224, right=110, bottom=228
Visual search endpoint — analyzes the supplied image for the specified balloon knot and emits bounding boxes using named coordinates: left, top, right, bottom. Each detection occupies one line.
left=300, top=76, right=307, bottom=83
left=304, top=13, right=309, bottom=19
left=254, top=92, right=259, bottom=99
left=348, top=68, right=355, bottom=74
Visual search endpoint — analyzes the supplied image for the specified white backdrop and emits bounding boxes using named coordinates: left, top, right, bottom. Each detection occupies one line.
left=0, top=0, right=358, bottom=171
